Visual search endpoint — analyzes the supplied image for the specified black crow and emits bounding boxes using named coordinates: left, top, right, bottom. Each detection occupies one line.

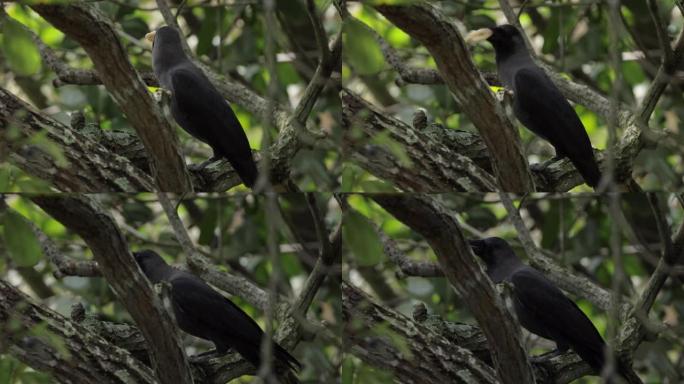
left=468, top=237, right=630, bottom=379
left=145, top=26, right=258, bottom=188
left=465, top=25, right=601, bottom=188
left=133, top=250, right=300, bottom=379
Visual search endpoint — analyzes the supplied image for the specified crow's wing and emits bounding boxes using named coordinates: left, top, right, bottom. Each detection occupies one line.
left=170, top=274, right=264, bottom=365
left=169, top=66, right=257, bottom=186
left=510, top=268, right=605, bottom=370
left=513, top=68, right=600, bottom=186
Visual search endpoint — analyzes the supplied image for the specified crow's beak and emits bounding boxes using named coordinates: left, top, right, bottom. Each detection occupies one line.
left=144, top=31, right=156, bottom=43
left=468, top=239, right=485, bottom=255
left=464, top=28, right=493, bottom=44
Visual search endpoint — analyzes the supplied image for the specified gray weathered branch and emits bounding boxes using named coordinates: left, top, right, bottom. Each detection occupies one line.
left=0, top=87, right=156, bottom=192
left=0, top=279, right=156, bottom=383
left=342, top=281, right=499, bottom=384
left=342, top=89, right=497, bottom=192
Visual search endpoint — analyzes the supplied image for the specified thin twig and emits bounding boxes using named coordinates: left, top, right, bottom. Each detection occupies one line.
left=155, top=192, right=271, bottom=310
left=155, top=0, right=192, bottom=54
left=647, top=0, right=673, bottom=66
left=498, top=0, right=534, bottom=53
left=0, top=199, right=101, bottom=278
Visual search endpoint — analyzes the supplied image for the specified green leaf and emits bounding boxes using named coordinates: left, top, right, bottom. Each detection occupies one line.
left=343, top=18, right=385, bottom=75
left=0, top=167, right=11, bottom=191
left=341, top=164, right=361, bottom=191
left=1, top=18, right=42, bottom=76
left=0, top=355, right=17, bottom=384
left=341, top=356, right=355, bottom=384
left=343, top=210, right=385, bottom=266
left=359, top=180, right=396, bottom=193
left=2, top=210, right=42, bottom=268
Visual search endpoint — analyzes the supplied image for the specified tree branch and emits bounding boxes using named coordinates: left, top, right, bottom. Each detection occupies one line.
left=0, top=279, right=157, bottom=383
left=342, top=89, right=498, bottom=192
left=291, top=0, right=341, bottom=126
left=0, top=87, right=156, bottom=192
left=620, top=198, right=684, bottom=353
left=342, top=281, right=498, bottom=384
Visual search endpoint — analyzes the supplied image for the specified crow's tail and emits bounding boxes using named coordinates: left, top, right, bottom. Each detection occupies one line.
left=274, top=342, right=301, bottom=373
left=228, top=153, right=258, bottom=188
left=574, top=341, right=642, bottom=384
left=274, top=342, right=301, bottom=384
left=570, top=154, right=601, bottom=188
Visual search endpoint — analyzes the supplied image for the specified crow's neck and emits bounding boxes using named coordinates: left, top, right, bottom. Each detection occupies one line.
left=153, top=45, right=188, bottom=74
left=495, top=48, right=535, bottom=88
left=144, top=263, right=175, bottom=284
left=487, top=258, right=524, bottom=283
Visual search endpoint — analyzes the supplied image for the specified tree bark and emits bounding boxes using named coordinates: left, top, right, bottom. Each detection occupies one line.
left=342, top=281, right=498, bottom=384
left=0, top=279, right=156, bottom=384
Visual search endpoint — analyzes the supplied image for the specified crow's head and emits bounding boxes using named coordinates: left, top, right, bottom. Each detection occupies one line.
left=144, top=26, right=181, bottom=48
left=132, top=249, right=167, bottom=282
left=464, top=24, right=526, bottom=57
left=144, top=26, right=187, bottom=71
left=468, top=237, right=515, bottom=265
